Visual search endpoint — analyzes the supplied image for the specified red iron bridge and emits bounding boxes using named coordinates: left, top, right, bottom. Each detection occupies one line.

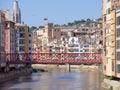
left=5, top=53, right=102, bottom=65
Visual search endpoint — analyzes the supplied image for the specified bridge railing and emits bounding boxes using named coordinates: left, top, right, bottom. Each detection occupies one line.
left=4, top=53, right=102, bottom=64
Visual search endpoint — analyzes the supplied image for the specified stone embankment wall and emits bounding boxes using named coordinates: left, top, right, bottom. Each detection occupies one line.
left=102, top=78, right=120, bottom=90
left=32, top=64, right=101, bottom=71
left=0, top=68, right=32, bottom=83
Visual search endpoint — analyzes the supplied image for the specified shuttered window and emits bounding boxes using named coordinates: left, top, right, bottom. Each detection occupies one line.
left=117, top=52, right=120, bottom=61
left=117, top=64, right=120, bottom=73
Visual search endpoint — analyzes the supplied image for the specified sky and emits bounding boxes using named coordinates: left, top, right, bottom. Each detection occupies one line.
left=0, top=0, right=102, bottom=27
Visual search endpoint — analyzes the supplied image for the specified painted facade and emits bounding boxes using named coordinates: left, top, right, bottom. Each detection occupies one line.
left=102, top=0, right=120, bottom=78
left=15, top=23, right=32, bottom=53
left=0, top=11, right=6, bottom=69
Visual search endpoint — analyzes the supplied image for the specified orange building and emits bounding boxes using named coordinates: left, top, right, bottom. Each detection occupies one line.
left=102, top=0, right=120, bottom=78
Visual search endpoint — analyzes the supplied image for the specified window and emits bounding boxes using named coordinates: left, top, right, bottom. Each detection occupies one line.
left=112, top=61, right=114, bottom=71
left=74, top=49, right=79, bottom=52
left=117, top=52, right=120, bottom=61
left=104, top=16, right=106, bottom=22
left=29, top=47, right=31, bottom=50
left=85, top=49, right=89, bottom=52
left=104, top=65, right=106, bottom=70
left=117, top=28, right=120, bottom=37
left=19, top=33, right=25, bottom=38
left=43, top=29, right=45, bottom=32
left=82, top=29, right=85, bottom=31
left=29, top=34, right=31, bottom=37
left=19, top=28, right=24, bottom=32
left=117, top=64, right=120, bottom=73
left=111, top=36, right=114, bottom=43
left=106, top=24, right=111, bottom=33
left=74, top=45, right=79, bottom=47
left=80, top=50, right=83, bottom=52
left=19, top=39, right=25, bottom=44
left=117, top=40, right=120, bottom=49
left=107, top=8, right=111, bottom=14
left=29, top=40, right=31, bottom=43
left=68, top=49, right=74, bottom=52
left=19, top=46, right=24, bottom=51
left=104, top=29, right=106, bottom=34
left=117, top=16, right=120, bottom=25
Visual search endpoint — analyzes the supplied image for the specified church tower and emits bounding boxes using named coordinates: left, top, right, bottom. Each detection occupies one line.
left=13, top=0, right=21, bottom=23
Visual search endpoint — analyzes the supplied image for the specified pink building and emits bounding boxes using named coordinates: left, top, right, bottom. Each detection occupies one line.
left=5, top=21, right=16, bottom=58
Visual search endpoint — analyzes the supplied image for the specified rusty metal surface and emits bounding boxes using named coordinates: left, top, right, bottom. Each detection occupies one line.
left=4, top=53, right=102, bottom=64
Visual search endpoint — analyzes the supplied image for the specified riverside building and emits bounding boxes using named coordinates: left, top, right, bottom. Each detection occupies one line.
left=102, top=0, right=120, bottom=78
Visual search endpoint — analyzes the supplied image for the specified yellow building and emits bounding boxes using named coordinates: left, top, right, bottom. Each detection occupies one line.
left=103, top=0, right=120, bottom=78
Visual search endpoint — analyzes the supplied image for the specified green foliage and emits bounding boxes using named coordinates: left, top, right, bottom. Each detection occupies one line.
left=39, top=26, right=44, bottom=29
left=54, top=24, right=60, bottom=27
left=30, top=18, right=102, bottom=29
left=32, top=69, right=47, bottom=72
left=30, top=26, right=37, bottom=30
left=67, top=18, right=101, bottom=27
left=108, top=86, right=113, bottom=90
left=105, top=76, right=114, bottom=80
left=97, top=18, right=102, bottom=21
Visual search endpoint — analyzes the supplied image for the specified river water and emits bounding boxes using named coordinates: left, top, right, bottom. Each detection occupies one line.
left=0, top=69, right=106, bottom=90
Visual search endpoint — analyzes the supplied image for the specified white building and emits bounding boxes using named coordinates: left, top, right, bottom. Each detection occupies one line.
left=67, top=37, right=80, bottom=53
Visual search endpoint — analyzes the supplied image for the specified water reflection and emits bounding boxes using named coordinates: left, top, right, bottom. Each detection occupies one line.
left=0, top=69, right=106, bottom=90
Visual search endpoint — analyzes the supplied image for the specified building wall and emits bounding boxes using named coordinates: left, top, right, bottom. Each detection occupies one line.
left=34, top=23, right=61, bottom=53
left=15, top=24, right=31, bottom=53
left=28, top=31, right=33, bottom=53
left=5, top=21, right=16, bottom=53
left=103, top=0, right=114, bottom=77
left=0, top=11, right=6, bottom=67
left=116, top=7, right=120, bottom=77
left=102, top=0, right=120, bottom=78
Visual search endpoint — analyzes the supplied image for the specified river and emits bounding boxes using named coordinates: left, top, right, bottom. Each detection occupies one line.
left=0, top=69, right=106, bottom=90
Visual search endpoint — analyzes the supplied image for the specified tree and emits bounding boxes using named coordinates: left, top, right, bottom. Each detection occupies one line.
left=30, top=26, right=37, bottom=30
left=86, top=18, right=91, bottom=22
left=97, top=18, right=102, bottom=21
left=68, top=22, right=73, bottom=26
left=54, top=24, right=60, bottom=27
left=39, top=26, right=44, bottom=29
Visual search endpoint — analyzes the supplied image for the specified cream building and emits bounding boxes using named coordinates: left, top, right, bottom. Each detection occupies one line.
left=34, top=23, right=61, bottom=53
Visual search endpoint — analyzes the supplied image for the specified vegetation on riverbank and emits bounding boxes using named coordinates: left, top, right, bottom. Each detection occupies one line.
left=32, top=68, right=47, bottom=72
